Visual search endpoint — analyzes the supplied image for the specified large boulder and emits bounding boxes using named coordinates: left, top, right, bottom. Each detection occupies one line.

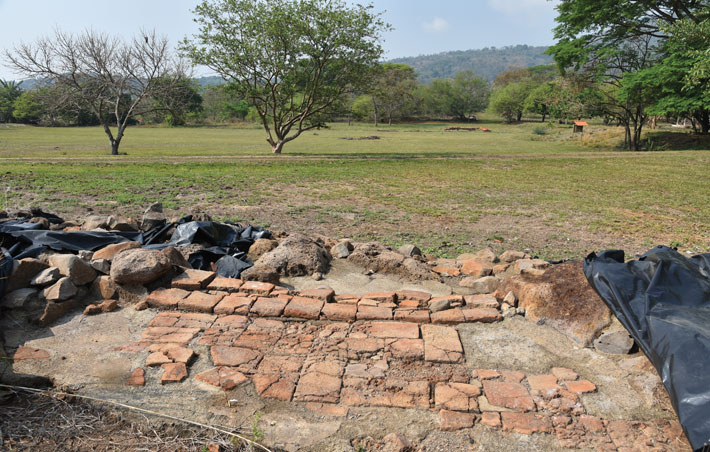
left=110, top=248, right=171, bottom=285
left=255, top=233, right=331, bottom=277
left=141, top=203, right=166, bottom=232
left=93, top=241, right=141, bottom=261
left=43, top=277, right=78, bottom=302
left=48, top=254, right=97, bottom=285
left=501, top=260, right=612, bottom=347
left=348, top=242, right=438, bottom=281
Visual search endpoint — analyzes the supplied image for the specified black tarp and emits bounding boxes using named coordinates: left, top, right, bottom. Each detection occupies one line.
left=0, top=213, right=270, bottom=297
left=584, top=246, right=710, bottom=452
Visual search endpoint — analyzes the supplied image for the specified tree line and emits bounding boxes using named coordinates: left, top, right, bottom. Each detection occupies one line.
left=3, top=0, right=709, bottom=154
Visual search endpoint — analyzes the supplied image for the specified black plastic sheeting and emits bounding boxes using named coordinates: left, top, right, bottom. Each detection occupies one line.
left=584, top=246, right=710, bottom=452
left=0, top=212, right=270, bottom=297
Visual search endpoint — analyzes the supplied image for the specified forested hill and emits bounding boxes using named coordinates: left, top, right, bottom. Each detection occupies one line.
left=389, top=45, right=553, bottom=84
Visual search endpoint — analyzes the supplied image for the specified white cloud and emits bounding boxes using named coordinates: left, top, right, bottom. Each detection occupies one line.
left=487, top=0, right=558, bottom=15
left=423, top=17, right=450, bottom=34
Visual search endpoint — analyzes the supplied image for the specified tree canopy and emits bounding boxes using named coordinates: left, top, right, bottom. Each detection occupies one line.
left=182, top=0, right=388, bottom=153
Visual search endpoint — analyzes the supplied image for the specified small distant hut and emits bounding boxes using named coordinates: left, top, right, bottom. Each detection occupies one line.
left=573, top=120, right=588, bottom=134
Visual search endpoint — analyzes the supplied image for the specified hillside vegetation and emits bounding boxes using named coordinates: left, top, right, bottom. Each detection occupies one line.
left=389, top=45, right=552, bottom=84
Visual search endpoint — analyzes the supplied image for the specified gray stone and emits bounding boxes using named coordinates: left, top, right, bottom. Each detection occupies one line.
left=331, top=243, right=351, bottom=259
left=78, top=250, right=94, bottom=261
left=398, top=244, right=422, bottom=257
left=90, top=259, right=111, bottom=274
left=161, top=246, right=191, bottom=269
left=256, top=233, right=331, bottom=277
left=348, top=242, right=437, bottom=281
left=2, top=288, right=38, bottom=308
left=82, top=215, right=109, bottom=230
left=141, top=203, right=166, bottom=231
left=107, top=215, right=139, bottom=232
left=7, top=258, right=48, bottom=292
left=110, top=248, right=171, bottom=285
left=48, top=254, right=97, bottom=286
left=429, top=298, right=452, bottom=313
left=240, top=264, right=280, bottom=284
left=460, top=276, right=499, bottom=294
left=43, top=277, right=78, bottom=302
left=594, top=330, right=635, bottom=355
left=503, top=290, right=517, bottom=306
left=30, top=267, right=62, bottom=287
left=499, top=250, right=528, bottom=263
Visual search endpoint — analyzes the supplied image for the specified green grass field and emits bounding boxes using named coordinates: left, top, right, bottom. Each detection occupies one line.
left=1, top=118, right=708, bottom=260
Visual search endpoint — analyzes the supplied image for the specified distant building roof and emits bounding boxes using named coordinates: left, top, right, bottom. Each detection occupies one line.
left=574, top=120, right=589, bottom=126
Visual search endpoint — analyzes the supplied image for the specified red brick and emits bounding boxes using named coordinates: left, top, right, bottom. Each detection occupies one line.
left=356, top=305, right=392, bottom=320
left=240, top=281, right=275, bottom=295
left=398, top=299, right=421, bottom=309
left=141, top=326, right=200, bottom=344
left=527, top=374, right=560, bottom=394
left=481, top=412, right=501, bottom=428
left=195, top=367, right=248, bottom=390
left=214, top=314, right=249, bottom=329
left=252, top=373, right=298, bottom=401
left=369, top=321, right=420, bottom=339
left=298, top=288, right=335, bottom=302
left=171, top=269, right=216, bottom=290
left=213, top=294, right=251, bottom=315
left=206, top=277, right=243, bottom=292
left=146, top=351, right=172, bottom=366
left=210, top=346, right=262, bottom=367
left=284, top=296, right=324, bottom=320
left=250, top=297, right=287, bottom=317
left=363, top=291, right=397, bottom=303
left=161, top=362, right=188, bottom=384
left=565, top=379, right=596, bottom=394
left=125, top=367, right=145, bottom=386
left=501, top=370, right=525, bottom=383
left=439, top=409, right=475, bottom=431
left=462, top=308, right=501, bottom=323
left=578, top=414, right=604, bottom=432
left=435, top=382, right=481, bottom=411
left=13, top=346, right=50, bottom=360
left=178, top=291, right=224, bottom=313
left=174, top=312, right=216, bottom=329
left=473, top=369, right=501, bottom=380
left=396, top=289, right=431, bottom=303
left=321, top=303, right=357, bottom=322
left=387, top=339, right=425, bottom=360
left=304, top=403, right=349, bottom=417
left=482, top=380, right=535, bottom=411
left=421, top=324, right=464, bottom=363
left=93, top=241, right=140, bottom=260
left=551, top=367, right=578, bottom=381
left=431, top=308, right=465, bottom=324
left=146, top=288, right=190, bottom=309
left=429, top=295, right=464, bottom=307
left=293, top=359, right=344, bottom=403
left=394, top=309, right=430, bottom=323
left=464, top=294, right=499, bottom=308
left=500, top=412, right=552, bottom=434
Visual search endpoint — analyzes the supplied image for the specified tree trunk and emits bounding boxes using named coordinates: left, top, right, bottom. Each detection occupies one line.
left=696, top=110, right=709, bottom=135
left=541, top=112, right=546, bottom=123
left=272, top=140, right=285, bottom=154
left=372, top=99, right=378, bottom=127
left=624, top=124, right=631, bottom=150
left=102, top=123, right=122, bottom=156
left=517, top=111, right=522, bottom=122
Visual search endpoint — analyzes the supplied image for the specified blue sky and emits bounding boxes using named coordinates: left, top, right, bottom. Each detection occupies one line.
left=0, top=0, right=560, bottom=80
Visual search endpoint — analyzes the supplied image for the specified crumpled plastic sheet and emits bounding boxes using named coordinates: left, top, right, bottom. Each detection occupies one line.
left=0, top=212, right=270, bottom=297
left=584, top=246, right=710, bottom=452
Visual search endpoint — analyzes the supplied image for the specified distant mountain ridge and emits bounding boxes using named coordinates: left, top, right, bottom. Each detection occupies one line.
left=389, top=44, right=553, bottom=84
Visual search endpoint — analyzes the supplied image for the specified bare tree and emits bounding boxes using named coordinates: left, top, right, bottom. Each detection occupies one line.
left=5, top=29, right=190, bottom=154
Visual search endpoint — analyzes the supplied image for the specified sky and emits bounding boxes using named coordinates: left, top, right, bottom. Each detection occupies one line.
left=0, top=0, right=560, bottom=81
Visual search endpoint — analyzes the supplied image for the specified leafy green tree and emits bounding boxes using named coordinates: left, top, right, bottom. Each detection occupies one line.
left=371, top=63, right=417, bottom=125
left=0, top=80, right=23, bottom=122
left=449, top=70, right=490, bottom=121
left=637, top=18, right=710, bottom=133
left=12, top=90, right=42, bottom=124
left=420, top=79, right=454, bottom=119
left=489, top=81, right=535, bottom=122
left=182, top=0, right=388, bottom=153
left=549, top=1, right=710, bottom=149
left=351, top=95, right=374, bottom=121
